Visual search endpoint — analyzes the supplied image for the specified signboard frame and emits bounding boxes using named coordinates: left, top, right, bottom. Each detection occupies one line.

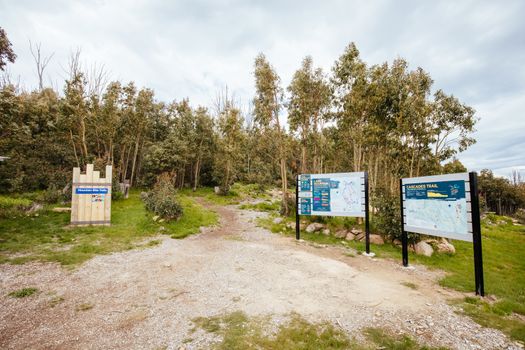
left=295, top=171, right=372, bottom=254
left=400, top=172, right=484, bottom=296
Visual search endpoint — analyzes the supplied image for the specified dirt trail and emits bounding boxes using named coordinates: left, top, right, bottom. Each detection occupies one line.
left=0, top=200, right=520, bottom=349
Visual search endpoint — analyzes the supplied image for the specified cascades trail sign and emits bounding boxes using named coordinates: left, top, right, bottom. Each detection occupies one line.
left=400, top=172, right=484, bottom=296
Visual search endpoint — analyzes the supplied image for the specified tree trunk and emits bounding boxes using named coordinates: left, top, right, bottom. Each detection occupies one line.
left=130, top=134, right=141, bottom=187
left=69, top=129, right=80, bottom=168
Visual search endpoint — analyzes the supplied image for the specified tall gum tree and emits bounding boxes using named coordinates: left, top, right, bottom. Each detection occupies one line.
left=287, top=56, right=331, bottom=174
left=253, top=53, right=290, bottom=215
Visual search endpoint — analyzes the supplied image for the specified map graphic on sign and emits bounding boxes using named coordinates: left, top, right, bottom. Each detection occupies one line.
left=299, top=172, right=365, bottom=217
left=403, top=174, right=472, bottom=241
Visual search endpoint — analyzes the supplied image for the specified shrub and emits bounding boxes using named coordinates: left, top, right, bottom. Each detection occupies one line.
left=372, top=187, right=418, bottom=244
left=141, top=174, right=183, bottom=221
left=0, top=195, right=33, bottom=218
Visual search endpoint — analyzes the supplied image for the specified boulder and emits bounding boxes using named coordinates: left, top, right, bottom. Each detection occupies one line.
left=273, top=217, right=283, bottom=224
left=334, top=230, right=348, bottom=239
left=351, top=228, right=362, bottom=234
left=305, top=223, right=324, bottom=233
left=393, top=239, right=402, bottom=247
left=214, top=186, right=221, bottom=194
left=345, top=232, right=355, bottom=241
left=28, top=203, right=43, bottom=213
left=286, top=222, right=295, bottom=229
left=369, top=234, right=384, bottom=245
left=414, top=241, right=433, bottom=257
left=321, top=228, right=330, bottom=236
left=436, top=238, right=455, bottom=254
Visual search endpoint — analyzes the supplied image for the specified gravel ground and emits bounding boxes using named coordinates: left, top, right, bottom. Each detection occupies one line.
left=0, top=201, right=522, bottom=350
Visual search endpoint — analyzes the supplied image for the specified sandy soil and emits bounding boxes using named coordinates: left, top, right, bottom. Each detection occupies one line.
left=0, top=201, right=521, bottom=350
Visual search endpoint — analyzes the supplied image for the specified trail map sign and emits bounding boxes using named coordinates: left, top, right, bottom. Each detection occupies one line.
left=402, top=173, right=472, bottom=241
left=298, top=173, right=366, bottom=217
left=296, top=172, right=371, bottom=253
left=70, top=164, right=112, bottom=226
left=400, top=172, right=484, bottom=296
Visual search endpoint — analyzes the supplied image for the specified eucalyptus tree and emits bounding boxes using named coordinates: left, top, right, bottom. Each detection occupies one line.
left=253, top=53, right=290, bottom=214
left=214, top=102, right=244, bottom=193
left=0, top=27, right=16, bottom=71
left=287, top=56, right=331, bottom=173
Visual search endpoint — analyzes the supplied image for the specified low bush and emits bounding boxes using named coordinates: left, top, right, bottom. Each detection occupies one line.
left=0, top=196, right=33, bottom=218
left=141, top=174, right=183, bottom=221
left=372, top=187, right=418, bottom=244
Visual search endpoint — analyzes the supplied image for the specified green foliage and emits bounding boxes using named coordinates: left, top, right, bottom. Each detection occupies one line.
left=141, top=174, right=183, bottom=221
left=372, top=188, right=418, bottom=244
left=0, top=27, right=16, bottom=71
left=478, top=169, right=525, bottom=216
left=8, top=287, right=38, bottom=298
left=239, top=201, right=280, bottom=212
left=0, top=195, right=32, bottom=218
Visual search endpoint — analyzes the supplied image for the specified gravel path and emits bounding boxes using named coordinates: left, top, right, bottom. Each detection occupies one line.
left=0, top=200, right=521, bottom=349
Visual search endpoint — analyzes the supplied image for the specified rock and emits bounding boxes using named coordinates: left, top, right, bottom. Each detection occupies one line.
left=351, top=228, right=362, bottom=234
left=345, top=232, right=355, bottom=241
left=354, top=232, right=365, bottom=241
left=436, top=238, right=455, bottom=254
left=273, top=217, right=283, bottom=224
left=214, top=186, right=221, bottom=194
left=305, top=223, right=324, bottom=233
left=28, top=203, right=43, bottom=213
left=414, top=241, right=433, bottom=256
left=369, top=234, right=384, bottom=245
left=321, top=228, right=330, bottom=236
left=334, top=230, right=348, bottom=238
left=52, top=207, right=71, bottom=212
left=286, top=222, right=295, bottom=229
left=158, top=219, right=165, bottom=223
left=393, top=239, right=402, bottom=247
left=153, top=215, right=159, bottom=222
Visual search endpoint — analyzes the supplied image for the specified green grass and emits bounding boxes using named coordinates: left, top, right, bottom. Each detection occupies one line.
left=166, top=196, right=218, bottom=239
left=8, top=287, right=38, bottom=298
left=238, top=200, right=280, bottom=212
left=180, top=183, right=271, bottom=206
left=191, top=311, right=446, bottom=349
left=0, top=190, right=217, bottom=266
left=258, top=213, right=525, bottom=343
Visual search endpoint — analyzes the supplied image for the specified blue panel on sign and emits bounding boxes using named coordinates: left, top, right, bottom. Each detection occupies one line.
left=299, top=198, right=311, bottom=215
left=75, top=188, right=109, bottom=195
left=405, top=180, right=465, bottom=200
left=312, top=178, right=331, bottom=212
left=300, top=175, right=311, bottom=191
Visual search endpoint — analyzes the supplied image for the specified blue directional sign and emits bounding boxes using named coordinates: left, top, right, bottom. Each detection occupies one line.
left=75, top=187, right=109, bottom=195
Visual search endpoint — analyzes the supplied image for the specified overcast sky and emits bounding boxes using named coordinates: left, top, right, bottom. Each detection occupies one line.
left=1, top=0, right=524, bottom=177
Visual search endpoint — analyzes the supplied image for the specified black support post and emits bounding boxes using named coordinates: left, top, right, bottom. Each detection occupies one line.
left=296, top=175, right=300, bottom=240
left=469, top=172, right=485, bottom=296
left=400, top=178, right=408, bottom=267
left=364, top=172, right=370, bottom=254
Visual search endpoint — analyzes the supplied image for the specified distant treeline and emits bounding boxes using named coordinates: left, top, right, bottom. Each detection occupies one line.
left=0, top=30, right=523, bottom=215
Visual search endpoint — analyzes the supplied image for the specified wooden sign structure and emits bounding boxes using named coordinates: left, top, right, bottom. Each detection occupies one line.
left=71, top=164, right=112, bottom=226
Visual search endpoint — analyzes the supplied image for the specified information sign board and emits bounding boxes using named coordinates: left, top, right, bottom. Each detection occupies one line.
left=402, top=173, right=472, bottom=242
left=298, top=172, right=365, bottom=217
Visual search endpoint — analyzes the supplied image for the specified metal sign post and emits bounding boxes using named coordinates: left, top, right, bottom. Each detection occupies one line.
left=296, top=175, right=300, bottom=240
left=364, top=172, right=370, bottom=255
left=400, top=178, right=408, bottom=267
left=469, top=172, right=485, bottom=296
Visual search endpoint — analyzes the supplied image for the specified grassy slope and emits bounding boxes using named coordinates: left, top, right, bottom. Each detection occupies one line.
left=0, top=191, right=217, bottom=266
left=259, top=213, right=525, bottom=343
